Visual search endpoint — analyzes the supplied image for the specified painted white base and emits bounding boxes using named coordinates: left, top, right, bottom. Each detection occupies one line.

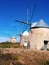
left=24, top=42, right=28, bottom=46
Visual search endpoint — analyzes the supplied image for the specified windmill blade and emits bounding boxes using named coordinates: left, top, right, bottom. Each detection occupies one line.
left=22, top=4, right=36, bottom=33
left=15, top=20, right=30, bottom=25
left=15, top=20, right=28, bottom=24
left=29, top=4, right=36, bottom=22
left=16, top=34, right=22, bottom=36
left=15, top=3, right=36, bottom=39
left=21, top=25, right=29, bottom=34
left=15, top=4, right=36, bottom=35
left=16, top=34, right=22, bottom=42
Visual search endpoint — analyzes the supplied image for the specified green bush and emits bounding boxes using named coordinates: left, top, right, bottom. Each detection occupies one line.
left=47, top=48, right=49, bottom=51
left=1, top=44, right=10, bottom=48
left=44, top=60, right=49, bottom=65
left=0, top=42, right=21, bottom=48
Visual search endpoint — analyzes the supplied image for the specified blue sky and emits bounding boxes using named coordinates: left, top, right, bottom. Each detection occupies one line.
left=0, top=0, right=49, bottom=42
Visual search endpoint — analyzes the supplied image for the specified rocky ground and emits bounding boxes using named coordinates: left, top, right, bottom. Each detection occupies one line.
left=0, top=48, right=49, bottom=65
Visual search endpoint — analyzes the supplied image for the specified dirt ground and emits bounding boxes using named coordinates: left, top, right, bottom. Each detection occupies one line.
left=0, top=48, right=49, bottom=65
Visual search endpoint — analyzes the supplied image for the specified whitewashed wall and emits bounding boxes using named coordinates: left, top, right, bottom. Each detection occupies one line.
left=20, top=35, right=29, bottom=46
left=30, top=28, right=49, bottom=49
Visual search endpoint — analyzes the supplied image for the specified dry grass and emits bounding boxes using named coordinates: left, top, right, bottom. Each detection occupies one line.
left=0, top=48, right=49, bottom=65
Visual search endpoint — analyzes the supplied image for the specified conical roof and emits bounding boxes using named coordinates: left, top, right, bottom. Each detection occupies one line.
left=22, top=31, right=29, bottom=36
left=31, top=22, right=38, bottom=27
left=31, top=19, right=49, bottom=28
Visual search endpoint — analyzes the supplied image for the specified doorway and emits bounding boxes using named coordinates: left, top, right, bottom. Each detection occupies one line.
left=44, top=40, right=49, bottom=50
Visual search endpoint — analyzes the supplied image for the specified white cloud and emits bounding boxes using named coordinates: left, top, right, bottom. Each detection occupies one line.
left=0, top=36, right=10, bottom=42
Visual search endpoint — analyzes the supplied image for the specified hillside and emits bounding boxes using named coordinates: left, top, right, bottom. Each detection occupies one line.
left=0, top=48, right=49, bottom=65
left=0, top=42, right=20, bottom=48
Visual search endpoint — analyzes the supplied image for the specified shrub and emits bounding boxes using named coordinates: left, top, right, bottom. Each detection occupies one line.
left=1, top=44, right=10, bottom=48
left=44, top=60, right=49, bottom=65
left=47, top=48, right=49, bottom=51
left=0, top=53, right=12, bottom=61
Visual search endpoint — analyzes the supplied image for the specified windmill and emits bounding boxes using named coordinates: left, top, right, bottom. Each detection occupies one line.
left=14, top=3, right=36, bottom=48
left=14, top=1, right=37, bottom=49
left=15, top=0, right=36, bottom=44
